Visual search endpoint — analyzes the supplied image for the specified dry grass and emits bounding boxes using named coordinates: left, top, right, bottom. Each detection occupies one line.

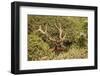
left=29, top=47, right=88, bottom=61
left=53, top=48, right=88, bottom=60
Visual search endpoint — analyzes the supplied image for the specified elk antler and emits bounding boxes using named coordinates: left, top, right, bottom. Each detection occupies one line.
left=54, top=23, right=66, bottom=41
left=37, top=25, right=56, bottom=41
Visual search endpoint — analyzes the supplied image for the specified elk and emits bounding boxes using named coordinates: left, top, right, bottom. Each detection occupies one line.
left=37, top=23, right=67, bottom=52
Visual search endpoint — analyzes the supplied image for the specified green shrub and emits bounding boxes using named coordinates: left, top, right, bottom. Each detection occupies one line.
left=28, top=34, right=50, bottom=60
